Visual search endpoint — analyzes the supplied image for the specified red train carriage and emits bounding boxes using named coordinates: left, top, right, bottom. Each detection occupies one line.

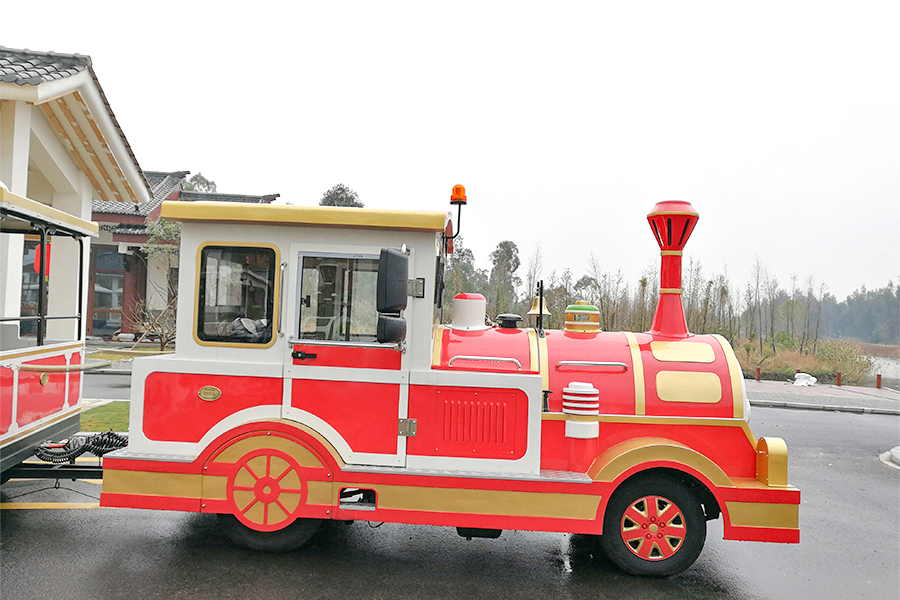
left=100, top=189, right=799, bottom=576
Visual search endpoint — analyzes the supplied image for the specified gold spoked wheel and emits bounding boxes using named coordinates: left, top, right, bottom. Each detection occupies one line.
left=227, top=448, right=306, bottom=531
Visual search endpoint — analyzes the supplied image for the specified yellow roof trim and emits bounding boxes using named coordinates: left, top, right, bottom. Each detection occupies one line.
left=161, top=201, right=448, bottom=232
left=0, top=187, right=99, bottom=237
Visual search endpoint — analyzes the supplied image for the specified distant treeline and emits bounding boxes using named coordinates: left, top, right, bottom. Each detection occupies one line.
left=441, top=238, right=900, bottom=347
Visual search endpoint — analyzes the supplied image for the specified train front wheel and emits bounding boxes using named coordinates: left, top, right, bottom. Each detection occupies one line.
left=600, top=474, right=706, bottom=577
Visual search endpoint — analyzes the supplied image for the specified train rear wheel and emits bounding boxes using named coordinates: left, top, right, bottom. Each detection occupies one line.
left=220, top=447, right=322, bottom=551
left=600, top=475, right=706, bottom=577
left=218, top=513, right=322, bottom=552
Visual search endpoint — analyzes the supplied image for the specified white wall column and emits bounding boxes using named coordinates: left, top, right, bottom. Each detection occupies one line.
left=0, top=101, right=32, bottom=322
left=46, top=183, right=92, bottom=341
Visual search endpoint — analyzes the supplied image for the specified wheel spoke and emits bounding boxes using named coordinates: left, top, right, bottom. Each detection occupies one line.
left=274, top=498, right=291, bottom=517
left=276, top=466, right=297, bottom=483
left=243, top=464, right=262, bottom=481
left=240, top=498, right=259, bottom=515
left=624, top=504, right=648, bottom=523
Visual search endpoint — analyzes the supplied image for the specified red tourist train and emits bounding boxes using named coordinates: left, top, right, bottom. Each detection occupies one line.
left=98, top=187, right=799, bottom=576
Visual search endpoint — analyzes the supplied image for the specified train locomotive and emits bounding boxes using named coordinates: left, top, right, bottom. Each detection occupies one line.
left=99, top=187, right=799, bottom=577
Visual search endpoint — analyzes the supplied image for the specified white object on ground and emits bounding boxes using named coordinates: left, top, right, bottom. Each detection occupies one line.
left=793, top=373, right=817, bottom=386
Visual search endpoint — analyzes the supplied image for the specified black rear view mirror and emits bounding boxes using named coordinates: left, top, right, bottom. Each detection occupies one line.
left=377, top=248, right=408, bottom=314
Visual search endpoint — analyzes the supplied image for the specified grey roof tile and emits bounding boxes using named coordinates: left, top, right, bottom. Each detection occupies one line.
left=180, top=191, right=279, bottom=204
left=0, top=47, right=91, bottom=85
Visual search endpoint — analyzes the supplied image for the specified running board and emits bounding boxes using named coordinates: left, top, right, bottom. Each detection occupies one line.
left=341, top=465, right=593, bottom=484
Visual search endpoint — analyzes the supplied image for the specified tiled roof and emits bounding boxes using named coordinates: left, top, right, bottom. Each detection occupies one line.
left=93, top=170, right=189, bottom=216
left=98, top=223, right=148, bottom=236
left=0, top=47, right=152, bottom=201
left=0, top=47, right=91, bottom=85
left=180, top=191, right=280, bottom=204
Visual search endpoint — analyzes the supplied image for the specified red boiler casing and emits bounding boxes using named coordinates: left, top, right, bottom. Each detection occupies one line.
left=434, top=324, right=746, bottom=472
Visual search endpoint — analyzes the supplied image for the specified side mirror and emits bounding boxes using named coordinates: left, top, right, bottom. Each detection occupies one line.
left=376, top=315, right=407, bottom=344
left=377, top=248, right=408, bottom=313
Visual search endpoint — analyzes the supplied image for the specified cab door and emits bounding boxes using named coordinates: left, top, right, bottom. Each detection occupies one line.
left=283, top=249, right=408, bottom=467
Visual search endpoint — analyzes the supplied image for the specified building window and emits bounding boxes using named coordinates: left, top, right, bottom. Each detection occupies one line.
left=197, top=245, right=276, bottom=344
left=20, top=240, right=41, bottom=337
left=298, top=255, right=378, bottom=342
left=91, top=247, right=125, bottom=337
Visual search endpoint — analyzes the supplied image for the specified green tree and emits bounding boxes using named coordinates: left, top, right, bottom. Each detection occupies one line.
left=185, top=172, right=217, bottom=193
left=128, top=217, right=181, bottom=350
left=487, top=240, right=521, bottom=319
left=441, top=237, right=488, bottom=320
left=319, top=184, right=363, bottom=207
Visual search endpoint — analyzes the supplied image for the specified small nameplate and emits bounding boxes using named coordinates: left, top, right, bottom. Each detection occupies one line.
left=40, top=372, right=50, bottom=386
left=198, top=386, right=222, bottom=401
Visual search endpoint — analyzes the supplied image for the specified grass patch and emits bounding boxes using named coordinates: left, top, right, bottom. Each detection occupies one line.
left=81, top=402, right=129, bottom=432
left=735, top=338, right=874, bottom=384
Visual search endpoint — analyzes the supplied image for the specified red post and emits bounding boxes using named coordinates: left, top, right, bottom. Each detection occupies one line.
left=755, top=366, right=760, bottom=382
left=836, top=371, right=842, bottom=386
left=876, top=374, right=882, bottom=389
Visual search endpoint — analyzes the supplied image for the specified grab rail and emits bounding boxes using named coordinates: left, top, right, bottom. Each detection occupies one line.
left=448, top=355, right=522, bottom=370
left=555, top=361, right=628, bottom=371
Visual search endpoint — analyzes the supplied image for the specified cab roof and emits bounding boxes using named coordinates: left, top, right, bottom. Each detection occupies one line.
left=160, top=201, right=449, bottom=232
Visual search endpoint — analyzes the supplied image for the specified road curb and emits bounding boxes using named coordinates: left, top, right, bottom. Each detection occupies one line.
left=749, top=400, right=900, bottom=416
left=891, top=446, right=900, bottom=467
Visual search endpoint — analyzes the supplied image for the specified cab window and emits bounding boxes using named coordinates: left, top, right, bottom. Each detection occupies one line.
left=298, top=256, right=378, bottom=342
left=197, top=245, right=276, bottom=344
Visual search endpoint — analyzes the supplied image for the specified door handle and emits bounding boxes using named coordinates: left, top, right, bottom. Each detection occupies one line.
left=291, top=351, right=318, bottom=360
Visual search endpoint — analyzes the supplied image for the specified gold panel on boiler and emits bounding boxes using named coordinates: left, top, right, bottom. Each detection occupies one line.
left=650, top=342, right=715, bottom=363
left=656, top=371, right=722, bottom=403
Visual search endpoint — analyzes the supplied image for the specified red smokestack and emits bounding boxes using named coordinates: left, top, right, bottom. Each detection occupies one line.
left=647, top=201, right=699, bottom=338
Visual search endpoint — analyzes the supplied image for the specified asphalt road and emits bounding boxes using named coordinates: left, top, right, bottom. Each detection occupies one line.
left=1, top=408, right=898, bottom=600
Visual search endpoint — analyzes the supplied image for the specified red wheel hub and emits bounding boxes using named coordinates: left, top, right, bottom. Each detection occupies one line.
left=619, top=495, right=687, bottom=561
left=227, top=448, right=306, bottom=531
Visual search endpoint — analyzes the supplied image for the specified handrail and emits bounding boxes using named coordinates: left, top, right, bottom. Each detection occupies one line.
left=556, top=361, right=628, bottom=371
left=8, top=360, right=114, bottom=373
left=277, top=261, right=287, bottom=338
left=448, top=355, right=522, bottom=370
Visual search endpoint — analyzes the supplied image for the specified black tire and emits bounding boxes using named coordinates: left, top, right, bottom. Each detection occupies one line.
left=218, top=514, right=323, bottom=552
left=600, top=474, right=706, bottom=577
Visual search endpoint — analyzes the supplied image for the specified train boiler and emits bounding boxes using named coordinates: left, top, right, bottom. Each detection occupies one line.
left=100, top=190, right=799, bottom=577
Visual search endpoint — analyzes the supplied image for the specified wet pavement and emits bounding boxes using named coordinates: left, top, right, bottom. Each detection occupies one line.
left=2, top=407, right=898, bottom=600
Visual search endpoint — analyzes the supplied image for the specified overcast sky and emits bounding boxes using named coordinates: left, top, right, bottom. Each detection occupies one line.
left=5, top=1, right=898, bottom=300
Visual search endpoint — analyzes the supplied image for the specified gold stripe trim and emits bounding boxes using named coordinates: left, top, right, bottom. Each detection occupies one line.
left=712, top=334, right=746, bottom=419
left=537, top=332, right=550, bottom=391
left=527, top=329, right=539, bottom=372
left=431, top=325, right=443, bottom=367
left=623, top=332, right=644, bottom=415
left=102, top=470, right=202, bottom=499
left=359, top=483, right=601, bottom=520
left=307, top=480, right=332, bottom=505
left=590, top=438, right=732, bottom=487
left=162, top=202, right=448, bottom=232
left=660, top=251, right=683, bottom=256
left=659, top=288, right=683, bottom=295
left=725, top=501, right=798, bottom=529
